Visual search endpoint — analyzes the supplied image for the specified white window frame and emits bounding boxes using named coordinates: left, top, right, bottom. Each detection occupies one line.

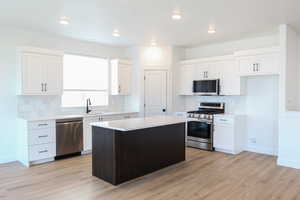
left=61, top=53, right=111, bottom=109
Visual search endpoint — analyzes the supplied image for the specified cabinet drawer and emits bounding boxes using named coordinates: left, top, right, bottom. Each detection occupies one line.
left=214, top=117, right=234, bottom=124
left=28, top=128, right=55, bottom=145
left=29, top=143, right=55, bottom=161
left=28, top=120, right=55, bottom=130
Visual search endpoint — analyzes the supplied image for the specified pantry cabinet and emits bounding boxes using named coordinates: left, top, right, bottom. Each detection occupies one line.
left=111, top=59, right=132, bottom=95
left=235, top=47, right=280, bottom=76
left=18, top=47, right=63, bottom=95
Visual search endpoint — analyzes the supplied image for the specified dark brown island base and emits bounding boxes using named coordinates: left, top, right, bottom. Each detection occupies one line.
left=91, top=116, right=187, bottom=185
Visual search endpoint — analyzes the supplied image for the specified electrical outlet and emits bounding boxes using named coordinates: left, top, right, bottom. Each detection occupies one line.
left=250, top=138, right=257, bottom=144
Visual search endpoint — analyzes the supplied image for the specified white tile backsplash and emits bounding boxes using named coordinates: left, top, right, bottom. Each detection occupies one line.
left=18, top=95, right=126, bottom=118
left=184, top=95, right=246, bottom=114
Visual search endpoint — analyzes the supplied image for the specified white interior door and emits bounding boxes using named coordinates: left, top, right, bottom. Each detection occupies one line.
left=144, top=70, right=167, bottom=117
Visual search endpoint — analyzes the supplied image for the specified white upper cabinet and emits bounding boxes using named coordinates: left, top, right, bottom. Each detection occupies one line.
left=235, top=47, right=280, bottom=76
left=179, top=56, right=244, bottom=96
left=110, top=59, right=132, bottom=95
left=179, top=64, right=194, bottom=95
left=18, top=47, right=63, bottom=95
left=217, top=60, right=245, bottom=96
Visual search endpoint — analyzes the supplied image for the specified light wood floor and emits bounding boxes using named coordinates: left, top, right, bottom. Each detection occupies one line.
left=1, top=148, right=300, bottom=200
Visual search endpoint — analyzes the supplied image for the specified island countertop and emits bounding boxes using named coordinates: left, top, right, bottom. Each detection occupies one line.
left=90, top=115, right=188, bottom=131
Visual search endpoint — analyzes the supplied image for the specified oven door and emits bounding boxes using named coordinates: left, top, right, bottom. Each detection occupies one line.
left=187, top=120, right=212, bottom=143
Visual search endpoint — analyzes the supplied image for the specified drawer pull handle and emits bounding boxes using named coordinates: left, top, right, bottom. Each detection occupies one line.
left=38, top=124, right=48, bottom=126
left=38, top=135, right=48, bottom=138
left=219, top=119, right=228, bottom=121
left=38, top=150, right=48, bottom=154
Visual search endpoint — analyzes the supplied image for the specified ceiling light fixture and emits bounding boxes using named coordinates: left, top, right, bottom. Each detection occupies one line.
left=172, top=11, right=182, bottom=20
left=112, top=29, right=120, bottom=37
left=59, top=16, right=70, bottom=25
left=208, top=26, right=216, bottom=34
left=150, top=39, right=157, bottom=46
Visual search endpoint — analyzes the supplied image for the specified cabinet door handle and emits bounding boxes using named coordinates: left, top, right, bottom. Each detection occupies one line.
left=118, top=85, right=121, bottom=93
left=38, top=135, right=48, bottom=138
left=38, top=150, right=48, bottom=154
left=256, top=63, right=259, bottom=72
left=45, top=83, right=47, bottom=92
left=253, top=64, right=256, bottom=72
left=41, top=83, right=44, bottom=92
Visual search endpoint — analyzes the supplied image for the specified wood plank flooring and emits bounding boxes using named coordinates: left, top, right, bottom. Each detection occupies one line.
left=1, top=148, right=300, bottom=200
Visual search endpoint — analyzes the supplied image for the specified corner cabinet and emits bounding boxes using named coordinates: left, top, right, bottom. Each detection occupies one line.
left=17, top=47, right=63, bottom=95
left=110, top=59, right=132, bottom=95
left=235, top=47, right=280, bottom=76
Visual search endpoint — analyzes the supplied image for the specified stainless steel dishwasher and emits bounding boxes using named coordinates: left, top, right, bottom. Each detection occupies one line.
left=56, top=118, right=83, bottom=157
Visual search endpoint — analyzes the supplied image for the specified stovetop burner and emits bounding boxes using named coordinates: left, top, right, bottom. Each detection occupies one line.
left=187, top=102, right=225, bottom=120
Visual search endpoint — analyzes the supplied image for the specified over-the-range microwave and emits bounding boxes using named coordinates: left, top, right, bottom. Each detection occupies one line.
left=193, top=79, right=220, bottom=96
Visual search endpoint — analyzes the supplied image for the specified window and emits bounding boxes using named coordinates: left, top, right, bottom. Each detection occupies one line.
left=62, top=54, right=109, bottom=107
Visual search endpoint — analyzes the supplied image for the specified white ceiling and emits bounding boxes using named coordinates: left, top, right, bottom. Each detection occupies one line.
left=0, top=0, right=300, bottom=47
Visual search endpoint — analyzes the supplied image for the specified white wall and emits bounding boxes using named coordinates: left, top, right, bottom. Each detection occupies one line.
left=277, top=25, right=300, bottom=169
left=0, top=27, right=126, bottom=163
left=245, top=76, right=279, bottom=155
left=124, top=46, right=178, bottom=116
left=185, top=34, right=279, bottom=59
left=181, top=34, right=280, bottom=155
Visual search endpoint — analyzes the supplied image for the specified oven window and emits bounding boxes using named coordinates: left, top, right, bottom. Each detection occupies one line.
left=188, top=121, right=212, bottom=139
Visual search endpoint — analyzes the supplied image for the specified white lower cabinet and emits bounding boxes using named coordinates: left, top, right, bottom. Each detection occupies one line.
left=83, top=113, right=139, bottom=153
left=213, top=115, right=246, bottom=154
left=17, top=119, right=56, bottom=167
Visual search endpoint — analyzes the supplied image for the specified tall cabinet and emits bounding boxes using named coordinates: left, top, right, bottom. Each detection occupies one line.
left=110, top=59, right=132, bottom=95
left=17, top=47, right=63, bottom=95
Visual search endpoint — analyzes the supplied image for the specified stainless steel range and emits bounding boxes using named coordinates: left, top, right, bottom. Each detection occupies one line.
left=187, top=102, right=225, bottom=151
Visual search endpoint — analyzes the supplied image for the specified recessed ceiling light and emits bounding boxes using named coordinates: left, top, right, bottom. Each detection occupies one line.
left=208, top=26, right=216, bottom=34
left=150, top=39, right=157, bottom=46
left=172, top=11, right=182, bottom=20
left=59, top=16, right=70, bottom=25
left=112, top=29, right=120, bottom=37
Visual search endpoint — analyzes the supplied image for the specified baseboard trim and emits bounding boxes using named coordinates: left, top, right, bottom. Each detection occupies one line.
left=246, top=145, right=275, bottom=156
left=277, top=158, right=300, bottom=169
left=0, top=156, right=16, bottom=164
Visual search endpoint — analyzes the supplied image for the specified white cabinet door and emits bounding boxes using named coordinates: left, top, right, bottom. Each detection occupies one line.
left=83, top=116, right=100, bottom=152
left=218, top=61, right=243, bottom=96
left=237, top=56, right=257, bottom=76
left=179, top=65, right=194, bottom=95
left=110, top=59, right=132, bottom=95
left=22, top=53, right=45, bottom=95
left=213, top=123, right=234, bottom=151
left=194, top=64, right=209, bottom=80
left=44, top=55, right=63, bottom=95
left=20, top=51, right=63, bottom=95
left=256, top=53, right=279, bottom=75
left=237, top=53, right=279, bottom=76
left=118, top=64, right=131, bottom=95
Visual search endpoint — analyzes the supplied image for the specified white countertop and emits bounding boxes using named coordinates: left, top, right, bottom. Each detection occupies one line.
left=20, top=111, right=139, bottom=121
left=90, top=115, right=188, bottom=131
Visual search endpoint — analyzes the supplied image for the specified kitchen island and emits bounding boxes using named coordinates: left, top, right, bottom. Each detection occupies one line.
left=90, top=116, right=187, bottom=185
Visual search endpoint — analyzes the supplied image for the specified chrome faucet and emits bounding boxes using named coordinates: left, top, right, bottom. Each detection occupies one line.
left=86, top=98, right=92, bottom=114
